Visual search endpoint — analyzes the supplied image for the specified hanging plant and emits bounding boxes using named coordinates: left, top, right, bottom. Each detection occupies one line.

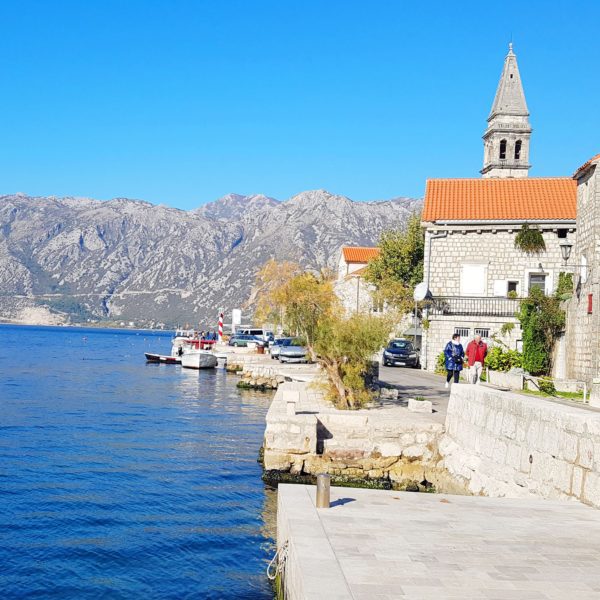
left=514, top=223, right=546, bottom=254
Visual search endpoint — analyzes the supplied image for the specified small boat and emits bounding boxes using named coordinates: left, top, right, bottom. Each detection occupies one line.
left=181, top=350, right=218, bottom=370
left=145, top=352, right=181, bottom=364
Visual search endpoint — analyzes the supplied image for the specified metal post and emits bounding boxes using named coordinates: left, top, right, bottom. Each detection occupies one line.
left=316, top=474, right=330, bottom=509
left=413, top=301, right=417, bottom=349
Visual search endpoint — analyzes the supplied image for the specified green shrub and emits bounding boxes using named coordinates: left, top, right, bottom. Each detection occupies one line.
left=537, top=377, right=557, bottom=396
left=557, top=272, right=574, bottom=300
left=514, top=223, right=546, bottom=254
left=485, top=346, right=523, bottom=372
left=435, top=351, right=446, bottom=374
left=518, top=287, right=565, bottom=376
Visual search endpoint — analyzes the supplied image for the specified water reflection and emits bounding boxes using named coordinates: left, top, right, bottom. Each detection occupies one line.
left=0, top=325, right=275, bottom=599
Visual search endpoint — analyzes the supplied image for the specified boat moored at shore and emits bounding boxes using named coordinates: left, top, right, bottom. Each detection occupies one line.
left=181, top=350, right=218, bottom=369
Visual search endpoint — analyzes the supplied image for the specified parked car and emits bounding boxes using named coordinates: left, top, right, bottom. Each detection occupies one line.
left=228, top=334, right=265, bottom=348
left=382, top=339, right=420, bottom=368
left=278, top=339, right=308, bottom=363
left=269, top=337, right=293, bottom=359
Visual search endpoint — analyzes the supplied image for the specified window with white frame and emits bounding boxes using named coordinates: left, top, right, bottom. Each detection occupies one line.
left=454, top=327, right=470, bottom=338
left=474, top=328, right=490, bottom=339
left=460, top=263, right=487, bottom=296
left=528, top=273, right=546, bottom=293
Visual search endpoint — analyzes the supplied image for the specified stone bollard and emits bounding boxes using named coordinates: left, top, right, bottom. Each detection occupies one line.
left=283, top=389, right=300, bottom=416
left=408, top=397, right=433, bottom=413
left=316, top=474, right=330, bottom=509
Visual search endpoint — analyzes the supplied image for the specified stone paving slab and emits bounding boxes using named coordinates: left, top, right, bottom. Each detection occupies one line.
left=277, top=484, right=600, bottom=599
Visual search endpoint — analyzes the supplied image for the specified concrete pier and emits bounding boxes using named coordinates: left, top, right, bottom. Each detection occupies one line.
left=277, top=483, right=600, bottom=599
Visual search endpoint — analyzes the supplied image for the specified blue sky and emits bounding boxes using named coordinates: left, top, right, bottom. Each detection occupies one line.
left=0, top=0, right=598, bottom=209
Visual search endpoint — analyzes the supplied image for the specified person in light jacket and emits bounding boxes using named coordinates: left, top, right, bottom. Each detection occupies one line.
left=444, top=333, right=465, bottom=389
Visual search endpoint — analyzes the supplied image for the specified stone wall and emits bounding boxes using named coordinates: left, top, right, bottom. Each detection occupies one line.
left=565, top=164, right=600, bottom=385
left=441, top=384, right=600, bottom=508
left=333, top=275, right=376, bottom=315
left=263, top=382, right=452, bottom=490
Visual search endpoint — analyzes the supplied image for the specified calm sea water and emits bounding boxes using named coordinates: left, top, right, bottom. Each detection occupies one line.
left=0, top=325, right=275, bottom=599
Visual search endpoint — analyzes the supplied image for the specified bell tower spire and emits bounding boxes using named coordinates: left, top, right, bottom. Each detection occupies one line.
left=481, top=44, right=532, bottom=178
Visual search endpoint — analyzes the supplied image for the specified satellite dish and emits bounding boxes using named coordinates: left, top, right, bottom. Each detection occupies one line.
left=413, top=282, right=431, bottom=302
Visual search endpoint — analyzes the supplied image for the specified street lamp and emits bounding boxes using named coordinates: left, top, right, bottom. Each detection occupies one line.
left=560, top=240, right=573, bottom=264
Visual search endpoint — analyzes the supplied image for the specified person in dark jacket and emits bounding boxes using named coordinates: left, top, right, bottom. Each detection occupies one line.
left=444, top=333, right=465, bottom=388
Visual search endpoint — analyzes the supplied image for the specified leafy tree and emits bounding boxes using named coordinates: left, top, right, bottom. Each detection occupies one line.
left=249, top=259, right=301, bottom=326
left=253, top=264, right=393, bottom=409
left=275, top=271, right=337, bottom=355
left=363, top=212, right=424, bottom=312
left=314, top=313, right=393, bottom=409
left=518, top=287, right=565, bottom=375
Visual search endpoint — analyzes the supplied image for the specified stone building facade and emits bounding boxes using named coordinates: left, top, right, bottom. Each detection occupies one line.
left=334, top=246, right=379, bottom=315
left=420, top=44, right=577, bottom=370
left=421, top=182, right=576, bottom=370
left=565, top=155, right=600, bottom=385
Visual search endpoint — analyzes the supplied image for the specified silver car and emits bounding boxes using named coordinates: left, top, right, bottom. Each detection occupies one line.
left=279, top=339, right=308, bottom=363
left=270, top=337, right=293, bottom=360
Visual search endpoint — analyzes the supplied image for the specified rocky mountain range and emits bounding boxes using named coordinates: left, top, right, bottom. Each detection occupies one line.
left=0, top=190, right=421, bottom=328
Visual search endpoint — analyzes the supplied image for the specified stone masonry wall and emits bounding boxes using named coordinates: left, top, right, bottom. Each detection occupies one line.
left=263, top=382, right=452, bottom=489
left=333, top=275, right=375, bottom=315
left=440, top=384, right=600, bottom=508
left=566, top=165, right=600, bottom=385
left=422, top=225, right=573, bottom=370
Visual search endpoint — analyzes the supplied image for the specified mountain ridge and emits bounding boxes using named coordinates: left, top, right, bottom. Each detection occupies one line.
left=0, top=190, right=421, bottom=327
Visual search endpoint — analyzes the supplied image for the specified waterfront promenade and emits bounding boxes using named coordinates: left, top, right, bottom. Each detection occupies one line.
left=278, top=483, right=600, bottom=599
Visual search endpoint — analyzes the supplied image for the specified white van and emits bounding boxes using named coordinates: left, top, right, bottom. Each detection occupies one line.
left=238, top=328, right=273, bottom=342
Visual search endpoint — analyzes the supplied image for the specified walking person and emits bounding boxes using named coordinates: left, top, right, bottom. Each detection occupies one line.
left=466, top=334, right=488, bottom=384
left=444, top=333, right=465, bottom=389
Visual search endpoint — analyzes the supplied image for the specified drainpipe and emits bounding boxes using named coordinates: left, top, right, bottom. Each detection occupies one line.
left=423, top=229, right=448, bottom=370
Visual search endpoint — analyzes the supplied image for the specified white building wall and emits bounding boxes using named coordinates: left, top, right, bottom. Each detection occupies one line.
left=421, top=224, right=573, bottom=370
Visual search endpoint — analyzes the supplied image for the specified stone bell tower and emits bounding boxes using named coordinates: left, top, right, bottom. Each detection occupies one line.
left=481, top=43, right=532, bottom=178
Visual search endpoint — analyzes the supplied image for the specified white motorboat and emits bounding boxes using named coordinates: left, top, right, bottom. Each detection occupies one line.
left=181, top=350, right=218, bottom=370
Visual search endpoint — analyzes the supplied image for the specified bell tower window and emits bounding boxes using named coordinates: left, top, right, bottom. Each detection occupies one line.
left=515, top=140, right=522, bottom=160
left=499, top=139, right=507, bottom=160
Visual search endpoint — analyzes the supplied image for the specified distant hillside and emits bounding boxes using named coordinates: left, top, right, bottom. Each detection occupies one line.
left=0, top=190, right=421, bottom=327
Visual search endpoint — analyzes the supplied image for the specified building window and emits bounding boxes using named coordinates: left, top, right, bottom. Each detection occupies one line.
left=507, top=281, right=519, bottom=294
left=557, top=229, right=568, bottom=239
left=514, top=140, right=522, bottom=160
left=474, top=328, right=490, bottom=339
left=460, top=263, right=487, bottom=296
left=529, top=273, right=546, bottom=293
left=455, top=327, right=470, bottom=338
left=499, top=139, right=507, bottom=160
left=588, top=294, right=593, bottom=315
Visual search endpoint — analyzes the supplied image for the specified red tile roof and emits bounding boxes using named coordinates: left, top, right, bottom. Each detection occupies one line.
left=573, top=154, right=600, bottom=179
left=422, top=178, right=576, bottom=222
left=342, top=246, right=380, bottom=263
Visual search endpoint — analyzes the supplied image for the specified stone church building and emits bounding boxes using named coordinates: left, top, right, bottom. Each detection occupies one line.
left=420, top=44, right=579, bottom=371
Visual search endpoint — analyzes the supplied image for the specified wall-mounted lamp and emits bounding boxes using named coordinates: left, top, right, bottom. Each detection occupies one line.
left=560, top=240, right=573, bottom=264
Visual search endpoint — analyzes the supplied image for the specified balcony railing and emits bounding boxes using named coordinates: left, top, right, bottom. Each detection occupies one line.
left=427, top=296, right=520, bottom=318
